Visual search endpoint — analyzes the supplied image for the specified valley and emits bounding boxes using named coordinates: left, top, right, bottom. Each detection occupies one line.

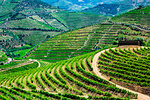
left=0, top=0, right=150, bottom=100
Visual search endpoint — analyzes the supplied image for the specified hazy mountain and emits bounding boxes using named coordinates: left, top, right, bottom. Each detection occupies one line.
left=82, top=4, right=133, bottom=16
left=41, top=0, right=123, bottom=11
left=117, top=0, right=150, bottom=6
left=82, top=0, right=150, bottom=16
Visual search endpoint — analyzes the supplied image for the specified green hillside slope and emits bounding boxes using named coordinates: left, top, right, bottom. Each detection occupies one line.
left=52, top=11, right=108, bottom=30
left=0, top=49, right=138, bottom=99
left=98, top=47, right=150, bottom=95
left=111, top=6, right=150, bottom=30
left=28, top=22, right=149, bottom=62
left=0, top=0, right=108, bottom=54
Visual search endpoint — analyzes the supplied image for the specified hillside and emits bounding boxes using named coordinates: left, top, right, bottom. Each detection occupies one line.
left=28, top=21, right=150, bottom=62
left=0, top=0, right=107, bottom=45
left=52, top=11, right=107, bottom=30
left=111, top=5, right=150, bottom=30
left=82, top=0, right=150, bottom=16
left=41, top=0, right=121, bottom=11
left=0, top=47, right=139, bottom=100
left=116, top=0, right=150, bottom=6
left=0, top=1, right=150, bottom=100
left=0, top=0, right=108, bottom=58
left=0, top=0, right=64, bottom=47
left=82, top=4, right=133, bottom=16
left=1, top=46, right=150, bottom=99
left=97, top=46, right=150, bottom=95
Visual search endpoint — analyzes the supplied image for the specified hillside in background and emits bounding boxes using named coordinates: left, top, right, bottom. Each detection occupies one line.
left=82, top=4, right=133, bottom=16
left=117, top=0, right=150, bottom=6
left=41, top=0, right=122, bottom=11
left=41, top=0, right=150, bottom=16
left=111, top=5, right=150, bottom=30
left=27, top=5, right=150, bottom=63
left=82, top=0, right=150, bottom=16
left=0, top=0, right=108, bottom=58
left=28, top=22, right=150, bottom=62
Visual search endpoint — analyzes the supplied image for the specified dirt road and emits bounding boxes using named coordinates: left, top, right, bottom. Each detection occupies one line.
left=92, top=46, right=150, bottom=100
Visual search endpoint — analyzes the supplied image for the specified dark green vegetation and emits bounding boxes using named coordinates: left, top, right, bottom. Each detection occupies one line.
left=0, top=50, right=137, bottom=99
left=98, top=47, right=150, bottom=95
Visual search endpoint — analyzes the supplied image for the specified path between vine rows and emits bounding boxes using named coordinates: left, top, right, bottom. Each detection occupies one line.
left=92, top=46, right=150, bottom=100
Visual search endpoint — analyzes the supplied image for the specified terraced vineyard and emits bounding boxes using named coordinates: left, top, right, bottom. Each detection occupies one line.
left=0, top=60, right=38, bottom=73
left=28, top=23, right=149, bottom=62
left=97, top=46, right=150, bottom=95
left=1, top=1, right=150, bottom=100
left=111, top=6, right=150, bottom=30
left=0, top=50, right=138, bottom=99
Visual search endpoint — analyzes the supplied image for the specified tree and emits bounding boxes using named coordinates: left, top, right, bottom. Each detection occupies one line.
left=134, top=37, right=145, bottom=46
left=138, top=5, right=143, bottom=9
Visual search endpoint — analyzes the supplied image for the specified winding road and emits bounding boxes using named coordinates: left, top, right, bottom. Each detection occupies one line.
left=29, top=59, right=41, bottom=68
left=92, top=46, right=150, bottom=100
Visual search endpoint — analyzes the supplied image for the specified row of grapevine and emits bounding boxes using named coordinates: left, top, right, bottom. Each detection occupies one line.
left=98, top=47, right=150, bottom=95
left=0, top=49, right=138, bottom=99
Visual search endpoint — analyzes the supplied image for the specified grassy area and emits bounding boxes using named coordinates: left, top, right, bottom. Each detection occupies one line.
left=36, top=21, right=59, bottom=30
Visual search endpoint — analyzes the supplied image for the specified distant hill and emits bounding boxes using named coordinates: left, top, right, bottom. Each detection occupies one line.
left=82, top=4, right=133, bottom=16
left=82, top=0, right=150, bottom=16
left=41, top=0, right=150, bottom=16
left=117, top=0, right=150, bottom=6
left=27, top=5, right=150, bottom=62
left=0, top=0, right=108, bottom=47
left=111, top=5, right=150, bottom=29
left=41, top=0, right=122, bottom=11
